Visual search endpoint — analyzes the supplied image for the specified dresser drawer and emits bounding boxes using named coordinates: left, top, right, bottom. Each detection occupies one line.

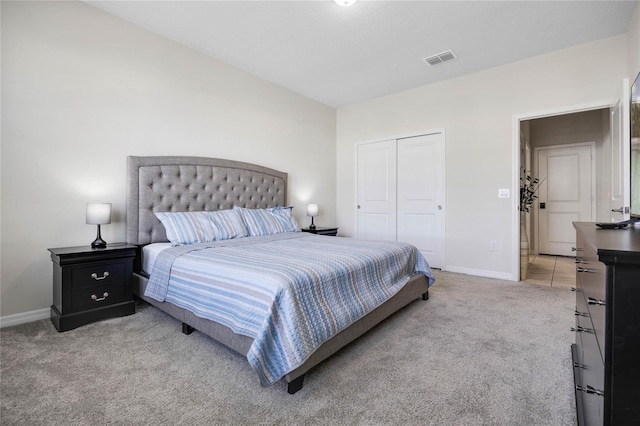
left=576, top=256, right=606, bottom=361
left=71, top=282, right=127, bottom=312
left=71, top=261, right=127, bottom=288
left=575, top=293, right=601, bottom=363
left=577, top=260, right=605, bottom=303
left=574, top=294, right=605, bottom=425
left=575, top=292, right=592, bottom=330
left=579, top=325, right=605, bottom=425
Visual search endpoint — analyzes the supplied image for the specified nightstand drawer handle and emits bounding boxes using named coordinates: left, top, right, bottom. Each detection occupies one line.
left=91, top=271, right=110, bottom=281
left=91, top=292, right=109, bottom=302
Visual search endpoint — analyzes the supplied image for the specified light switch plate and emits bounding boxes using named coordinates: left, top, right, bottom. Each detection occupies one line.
left=498, top=188, right=510, bottom=198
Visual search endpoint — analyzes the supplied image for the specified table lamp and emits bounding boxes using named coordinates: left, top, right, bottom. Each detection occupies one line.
left=86, top=203, right=111, bottom=248
left=307, top=204, right=318, bottom=230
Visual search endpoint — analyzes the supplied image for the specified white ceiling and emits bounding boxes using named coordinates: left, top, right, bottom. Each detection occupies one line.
left=86, top=0, right=638, bottom=108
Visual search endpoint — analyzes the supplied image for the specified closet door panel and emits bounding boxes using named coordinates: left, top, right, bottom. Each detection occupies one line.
left=357, top=140, right=397, bottom=241
left=397, top=134, right=444, bottom=268
left=397, top=213, right=435, bottom=254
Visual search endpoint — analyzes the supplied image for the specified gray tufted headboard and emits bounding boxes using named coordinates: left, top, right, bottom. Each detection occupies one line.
left=126, top=156, right=288, bottom=245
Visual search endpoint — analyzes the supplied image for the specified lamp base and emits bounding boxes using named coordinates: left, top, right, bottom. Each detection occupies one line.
left=91, top=239, right=107, bottom=249
left=309, top=217, right=316, bottom=230
left=91, top=225, right=107, bottom=249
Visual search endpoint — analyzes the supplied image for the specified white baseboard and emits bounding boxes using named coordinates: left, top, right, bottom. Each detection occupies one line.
left=0, top=308, right=49, bottom=328
left=443, top=265, right=516, bottom=282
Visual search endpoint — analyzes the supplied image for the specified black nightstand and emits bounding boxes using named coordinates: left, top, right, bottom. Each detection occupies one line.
left=301, top=227, right=339, bottom=236
left=48, top=243, right=137, bottom=332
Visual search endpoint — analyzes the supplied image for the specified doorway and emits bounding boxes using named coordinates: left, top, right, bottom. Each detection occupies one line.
left=522, top=110, right=608, bottom=257
left=514, top=81, right=630, bottom=280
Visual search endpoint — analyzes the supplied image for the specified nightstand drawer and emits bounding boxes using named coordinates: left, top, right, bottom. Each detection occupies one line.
left=72, top=282, right=126, bottom=311
left=71, top=261, right=127, bottom=288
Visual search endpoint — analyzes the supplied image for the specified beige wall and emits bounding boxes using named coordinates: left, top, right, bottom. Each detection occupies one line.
left=529, top=110, right=607, bottom=148
left=0, top=1, right=336, bottom=319
left=336, top=35, right=628, bottom=279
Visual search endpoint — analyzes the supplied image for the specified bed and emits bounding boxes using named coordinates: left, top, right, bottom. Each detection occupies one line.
left=126, top=155, right=434, bottom=393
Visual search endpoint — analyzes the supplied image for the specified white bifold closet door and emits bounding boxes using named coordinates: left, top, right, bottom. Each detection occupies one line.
left=357, top=133, right=444, bottom=269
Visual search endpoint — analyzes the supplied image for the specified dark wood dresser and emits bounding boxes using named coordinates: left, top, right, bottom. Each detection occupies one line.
left=572, top=222, right=640, bottom=425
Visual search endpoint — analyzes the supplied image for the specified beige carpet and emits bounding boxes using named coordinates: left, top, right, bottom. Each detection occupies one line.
left=0, top=271, right=576, bottom=425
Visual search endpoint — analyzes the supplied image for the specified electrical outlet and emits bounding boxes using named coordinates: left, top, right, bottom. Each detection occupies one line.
left=489, top=240, right=498, bottom=251
left=498, top=188, right=510, bottom=199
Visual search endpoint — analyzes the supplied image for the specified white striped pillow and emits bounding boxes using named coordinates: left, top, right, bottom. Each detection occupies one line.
left=271, top=206, right=300, bottom=232
left=235, top=207, right=300, bottom=236
left=205, top=209, right=249, bottom=240
left=155, top=211, right=219, bottom=246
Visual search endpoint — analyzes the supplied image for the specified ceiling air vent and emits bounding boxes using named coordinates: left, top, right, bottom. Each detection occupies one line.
left=423, top=50, right=457, bottom=66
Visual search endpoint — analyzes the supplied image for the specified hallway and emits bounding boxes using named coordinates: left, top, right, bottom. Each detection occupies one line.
left=523, top=255, right=575, bottom=289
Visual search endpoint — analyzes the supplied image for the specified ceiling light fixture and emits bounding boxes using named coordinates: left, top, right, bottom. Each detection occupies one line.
left=333, top=0, right=357, bottom=6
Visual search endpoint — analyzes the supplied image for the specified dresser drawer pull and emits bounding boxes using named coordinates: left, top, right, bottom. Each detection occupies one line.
left=576, top=385, right=604, bottom=397
left=91, top=292, right=109, bottom=302
left=587, top=297, right=606, bottom=306
left=574, top=258, right=587, bottom=264
left=573, top=362, right=586, bottom=369
left=571, top=247, right=582, bottom=252
left=576, top=267, right=595, bottom=273
left=574, top=310, right=590, bottom=317
left=91, top=271, right=110, bottom=281
left=571, top=326, right=594, bottom=334
left=571, top=287, right=583, bottom=293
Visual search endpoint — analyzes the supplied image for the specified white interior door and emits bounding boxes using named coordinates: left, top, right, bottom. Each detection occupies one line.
left=357, top=140, right=397, bottom=241
left=536, top=143, right=595, bottom=256
left=609, top=79, right=631, bottom=222
left=397, top=134, right=444, bottom=268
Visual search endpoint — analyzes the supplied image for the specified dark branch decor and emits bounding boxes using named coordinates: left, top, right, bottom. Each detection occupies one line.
left=520, top=170, right=544, bottom=213
left=519, top=169, right=544, bottom=280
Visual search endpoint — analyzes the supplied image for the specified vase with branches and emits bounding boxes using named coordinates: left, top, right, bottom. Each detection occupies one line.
left=519, top=169, right=544, bottom=280
left=520, top=171, right=544, bottom=213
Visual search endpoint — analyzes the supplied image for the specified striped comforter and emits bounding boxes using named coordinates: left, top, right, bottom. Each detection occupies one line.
left=145, top=232, right=434, bottom=386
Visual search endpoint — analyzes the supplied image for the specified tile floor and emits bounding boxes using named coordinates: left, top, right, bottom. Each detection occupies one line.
left=523, top=254, right=576, bottom=289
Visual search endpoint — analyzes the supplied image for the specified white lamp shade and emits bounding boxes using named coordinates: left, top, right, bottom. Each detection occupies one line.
left=86, top=203, right=112, bottom=225
left=307, top=204, right=319, bottom=217
left=334, top=0, right=357, bottom=6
